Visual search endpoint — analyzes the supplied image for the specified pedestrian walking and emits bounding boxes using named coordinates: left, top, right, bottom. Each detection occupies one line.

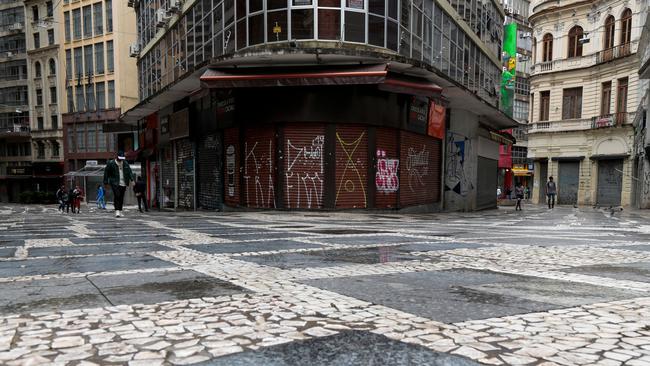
left=66, top=186, right=76, bottom=213
left=103, top=151, right=134, bottom=218
left=73, top=186, right=84, bottom=213
left=96, top=184, right=106, bottom=209
left=515, top=182, right=524, bottom=211
left=56, top=185, right=66, bottom=212
left=546, top=176, right=557, bottom=209
left=133, top=176, right=149, bottom=213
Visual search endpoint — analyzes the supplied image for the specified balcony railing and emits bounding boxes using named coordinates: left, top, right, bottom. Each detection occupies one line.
left=591, top=112, right=627, bottom=129
left=596, top=43, right=632, bottom=64
left=0, top=126, right=30, bottom=136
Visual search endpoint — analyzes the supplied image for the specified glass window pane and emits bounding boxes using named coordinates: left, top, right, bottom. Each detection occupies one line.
left=248, top=14, right=264, bottom=45
left=387, top=20, right=397, bottom=51
left=95, top=43, right=104, bottom=74
left=267, top=11, right=288, bottom=42
left=344, top=10, right=364, bottom=42
left=93, top=2, right=103, bottom=35
left=318, top=9, right=340, bottom=40
left=368, top=15, right=384, bottom=46
left=83, top=5, right=92, bottom=38
left=369, top=0, right=384, bottom=15
left=269, top=0, right=288, bottom=9
left=291, top=9, right=314, bottom=39
left=319, top=0, right=339, bottom=7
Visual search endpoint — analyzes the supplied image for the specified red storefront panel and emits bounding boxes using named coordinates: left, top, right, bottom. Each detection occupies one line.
left=224, top=127, right=240, bottom=207
left=243, top=127, right=276, bottom=208
left=335, top=125, right=368, bottom=209
left=399, top=131, right=441, bottom=207
left=375, top=127, right=399, bottom=208
left=284, top=124, right=326, bottom=209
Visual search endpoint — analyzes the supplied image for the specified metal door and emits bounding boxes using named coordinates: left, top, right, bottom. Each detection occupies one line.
left=476, top=157, right=498, bottom=210
left=244, top=127, right=276, bottom=208
left=597, top=159, right=623, bottom=206
left=558, top=161, right=579, bottom=205
left=197, top=134, right=223, bottom=210
left=335, top=125, right=368, bottom=209
left=175, top=138, right=195, bottom=209
left=538, top=161, right=547, bottom=203
left=375, top=127, right=399, bottom=209
left=284, top=124, right=325, bottom=209
left=160, top=145, right=175, bottom=209
left=399, top=131, right=441, bottom=207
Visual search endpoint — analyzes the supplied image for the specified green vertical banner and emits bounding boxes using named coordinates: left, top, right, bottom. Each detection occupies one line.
left=500, top=22, right=517, bottom=117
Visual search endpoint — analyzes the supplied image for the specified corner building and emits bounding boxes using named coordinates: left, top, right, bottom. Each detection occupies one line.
left=528, top=0, right=641, bottom=207
left=123, top=0, right=516, bottom=211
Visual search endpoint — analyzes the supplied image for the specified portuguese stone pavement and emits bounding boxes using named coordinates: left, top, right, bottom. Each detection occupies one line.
left=0, top=204, right=650, bottom=365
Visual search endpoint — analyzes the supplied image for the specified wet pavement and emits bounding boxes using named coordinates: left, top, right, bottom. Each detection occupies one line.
left=0, top=204, right=650, bottom=365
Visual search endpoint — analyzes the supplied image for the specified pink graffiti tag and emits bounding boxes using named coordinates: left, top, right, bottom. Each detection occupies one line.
left=376, top=158, right=399, bottom=193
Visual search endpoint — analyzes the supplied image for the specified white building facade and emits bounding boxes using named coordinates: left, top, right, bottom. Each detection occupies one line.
left=528, top=0, right=641, bottom=207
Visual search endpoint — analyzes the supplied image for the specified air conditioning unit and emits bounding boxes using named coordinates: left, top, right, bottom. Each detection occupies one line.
left=129, top=43, right=140, bottom=57
left=5, top=51, right=13, bottom=58
left=168, top=0, right=181, bottom=12
left=578, top=33, right=590, bottom=44
left=10, top=23, right=23, bottom=31
left=156, top=8, right=169, bottom=28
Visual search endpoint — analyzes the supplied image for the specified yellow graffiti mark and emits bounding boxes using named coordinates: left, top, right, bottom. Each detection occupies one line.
left=335, top=131, right=367, bottom=207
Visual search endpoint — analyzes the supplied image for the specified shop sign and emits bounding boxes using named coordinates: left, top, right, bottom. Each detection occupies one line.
left=8, top=166, right=31, bottom=175
left=169, top=108, right=190, bottom=140
left=408, top=96, right=429, bottom=134
left=593, top=115, right=615, bottom=128
left=160, top=116, right=169, bottom=135
left=427, top=100, right=445, bottom=139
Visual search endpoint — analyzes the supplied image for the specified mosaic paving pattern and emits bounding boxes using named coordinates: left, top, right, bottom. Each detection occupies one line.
left=0, top=204, right=650, bottom=365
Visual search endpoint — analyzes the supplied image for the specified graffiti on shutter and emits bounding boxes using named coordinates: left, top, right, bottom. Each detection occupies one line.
left=244, top=127, right=276, bottom=208
left=175, top=138, right=194, bottom=209
left=284, top=124, right=325, bottom=209
left=335, top=126, right=368, bottom=209
left=223, top=128, right=239, bottom=207
left=198, top=134, right=223, bottom=210
left=375, top=127, right=398, bottom=208
left=400, top=131, right=441, bottom=207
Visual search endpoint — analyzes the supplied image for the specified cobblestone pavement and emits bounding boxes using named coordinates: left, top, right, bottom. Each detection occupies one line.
left=1, top=204, right=650, bottom=365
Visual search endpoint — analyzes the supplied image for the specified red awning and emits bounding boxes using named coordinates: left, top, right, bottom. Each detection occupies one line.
left=200, top=64, right=388, bottom=88
left=200, top=65, right=442, bottom=97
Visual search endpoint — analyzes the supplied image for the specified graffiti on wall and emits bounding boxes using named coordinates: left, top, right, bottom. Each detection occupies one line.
left=644, top=171, right=650, bottom=198
left=286, top=135, right=325, bottom=208
left=336, top=132, right=367, bottom=206
left=375, top=149, right=399, bottom=193
left=244, top=140, right=276, bottom=208
left=405, top=145, right=430, bottom=192
left=226, top=145, right=236, bottom=197
left=445, top=133, right=473, bottom=196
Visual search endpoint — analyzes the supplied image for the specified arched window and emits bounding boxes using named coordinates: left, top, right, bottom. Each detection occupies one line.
left=568, top=26, right=583, bottom=58
left=48, top=59, right=56, bottom=75
left=34, top=61, right=41, bottom=78
left=604, top=15, right=615, bottom=50
left=621, top=9, right=632, bottom=45
left=542, top=33, right=553, bottom=62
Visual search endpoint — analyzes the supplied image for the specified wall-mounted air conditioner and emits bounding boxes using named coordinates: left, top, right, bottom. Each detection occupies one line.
left=156, top=8, right=169, bottom=28
left=129, top=43, right=140, bottom=57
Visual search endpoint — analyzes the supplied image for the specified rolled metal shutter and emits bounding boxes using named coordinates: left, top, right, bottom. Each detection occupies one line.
left=175, top=138, right=194, bottom=209
left=375, top=127, right=399, bottom=208
left=399, top=131, right=441, bottom=207
left=477, top=156, right=497, bottom=210
left=160, top=144, right=175, bottom=209
left=335, top=125, right=368, bottom=209
left=284, top=124, right=326, bottom=209
left=597, top=159, right=623, bottom=206
left=244, top=127, right=276, bottom=208
left=197, top=134, right=223, bottom=210
left=223, top=127, right=240, bottom=207
left=558, top=161, right=580, bottom=205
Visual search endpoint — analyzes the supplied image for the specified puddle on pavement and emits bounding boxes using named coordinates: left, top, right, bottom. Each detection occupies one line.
left=104, top=278, right=244, bottom=300
left=3, top=293, right=108, bottom=315
left=449, top=286, right=508, bottom=305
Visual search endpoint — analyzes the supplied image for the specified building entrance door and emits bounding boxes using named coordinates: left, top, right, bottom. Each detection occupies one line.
left=597, top=159, right=623, bottom=206
left=558, top=161, right=579, bottom=205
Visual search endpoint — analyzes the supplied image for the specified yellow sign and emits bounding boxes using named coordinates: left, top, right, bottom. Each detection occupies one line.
left=273, top=22, right=282, bottom=35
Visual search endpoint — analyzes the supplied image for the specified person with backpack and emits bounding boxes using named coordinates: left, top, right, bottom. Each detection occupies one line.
left=66, top=186, right=76, bottom=213
left=515, top=182, right=524, bottom=211
left=56, top=185, right=66, bottom=212
left=546, top=176, right=557, bottom=209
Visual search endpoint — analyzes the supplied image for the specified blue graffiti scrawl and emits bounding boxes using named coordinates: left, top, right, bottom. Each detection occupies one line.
left=445, top=133, right=473, bottom=196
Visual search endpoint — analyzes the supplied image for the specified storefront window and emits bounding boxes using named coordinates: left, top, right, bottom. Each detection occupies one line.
left=291, top=9, right=314, bottom=39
